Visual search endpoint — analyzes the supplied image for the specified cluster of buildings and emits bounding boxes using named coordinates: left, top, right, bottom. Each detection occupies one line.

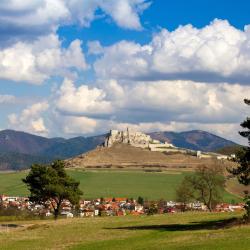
left=0, top=195, right=244, bottom=218
left=103, top=129, right=234, bottom=160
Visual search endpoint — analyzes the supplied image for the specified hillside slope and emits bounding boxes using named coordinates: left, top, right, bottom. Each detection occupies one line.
left=43, top=135, right=106, bottom=159
left=65, top=143, right=227, bottom=169
left=216, top=145, right=243, bottom=156
left=0, top=129, right=59, bottom=155
left=0, top=152, right=53, bottom=170
left=0, top=130, right=106, bottom=170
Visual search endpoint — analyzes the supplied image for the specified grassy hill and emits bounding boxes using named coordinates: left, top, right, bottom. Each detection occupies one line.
left=0, top=170, right=240, bottom=202
left=66, top=143, right=232, bottom=170
left=226, top=178, right=250, bottom=198
left=0, top=212, right=249, bottom=249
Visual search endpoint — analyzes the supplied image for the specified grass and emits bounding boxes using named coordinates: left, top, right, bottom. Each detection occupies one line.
left=0, top=212, right=249, bottom=249
left=0, top=171, right=28, bottom=196
left=226, top=177, right=250, bottom=198
left=0, top=170, right=240, bottom=202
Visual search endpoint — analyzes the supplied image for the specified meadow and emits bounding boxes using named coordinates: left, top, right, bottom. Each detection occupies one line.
left=0, top=212, right=249, bottom=249
left=0, top=170, right=240, bottom=202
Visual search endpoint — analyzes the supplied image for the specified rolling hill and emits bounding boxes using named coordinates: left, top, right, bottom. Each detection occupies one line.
left=0, top=129, right=60, bottom=155
left=65, top=143, right=231, bottom=170
left=216, top=145, right=243, bottom=156
left=0, top=129, right=237, bottom=170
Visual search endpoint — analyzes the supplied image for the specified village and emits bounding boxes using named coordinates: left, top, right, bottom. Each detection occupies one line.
left=0, top=194, right=245, bottom=218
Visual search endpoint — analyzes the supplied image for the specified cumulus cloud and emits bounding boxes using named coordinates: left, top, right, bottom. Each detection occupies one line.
left=59, top=116, right=98, bottom=135
left=125, top=81, right=250, bottom=123
left=0, top=0, right=149, bottom=45
left=0, top=34, right=87, bottom=84
left=53, top=78, right=250, bottom=133
left=94, top=19, right=250, bottom=84
left=0, top=94, right=16, bottom=104
left=55, top=78, right=113, bottom=118
left=94, top=80, right=249, bottom=124
left=87, top=40, right=104, bottom=55
left=8, top=101, right=49, bottom=135
left=98, top=0, right=150, bottom=30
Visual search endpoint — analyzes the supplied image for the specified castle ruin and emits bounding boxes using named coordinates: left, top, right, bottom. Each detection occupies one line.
left=104, top=128, right=175, bottom=150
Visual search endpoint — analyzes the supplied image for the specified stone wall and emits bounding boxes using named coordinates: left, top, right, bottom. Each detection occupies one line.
left=104, top=128, right=177, bottom=151
left=104, top=128, right=152, bottom=148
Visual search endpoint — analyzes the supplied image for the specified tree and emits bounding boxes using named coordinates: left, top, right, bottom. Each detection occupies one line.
left=176, top=179, right=193, bottom=211
left=229, top=99, right=250, bottom=221
left=23, top=160, right=83, bottom=219
left=146, top=201, right=158, bottom=215
left=137, top=196, right=144, bottom=205
left=176, top=165, right=225, bottom=211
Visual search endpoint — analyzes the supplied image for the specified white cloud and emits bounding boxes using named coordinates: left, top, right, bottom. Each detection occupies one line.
left=99, top=0, right=150, bottom=30
left=8, top=101, right=49, bottom=135
left=65, top=0, right=149, bottom=30
left=0, top=34, right=87, bottom=84
left=94, top=19, right=250, bottom=84
left=94, top=40, right=151, bottom=80
left=94, top=80, right=250, bottom=124
left=87, top=40, right=104, bottom=55
left=55, top=78, right=113, bottom=117
left=0, top=0, right=149, bottom=45
left=132, top=81, right=247, bottom=123
left=0, top=94, right=16, bottom=104
left=49, top=78, right=249, bottom=143
left=6, top=0, right=68, bottom=27
left=60, top=116, right=98, bottom=135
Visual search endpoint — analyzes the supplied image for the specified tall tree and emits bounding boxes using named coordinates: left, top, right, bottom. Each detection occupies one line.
left=176, top=179, right=193, bottom=211
left=23, top=160, right=83, bottom=219
left=137, top=196, right=144, bottom=205
left=176, top=165, right=225, bottom=211
left=229, top=99, right=250, bottom=221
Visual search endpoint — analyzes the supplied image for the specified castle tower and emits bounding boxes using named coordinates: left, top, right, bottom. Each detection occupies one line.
left=127, top=127, right=130, bottom=144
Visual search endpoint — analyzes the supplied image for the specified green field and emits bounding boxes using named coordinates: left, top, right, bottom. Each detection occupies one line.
left=0, top=170, right=240, bottom=202
left=0, top=212, right=249, bottom=249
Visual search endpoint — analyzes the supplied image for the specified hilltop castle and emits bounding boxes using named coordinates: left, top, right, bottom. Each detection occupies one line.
left=104, top=128, right=175, bottom=150
left=103, top=128, right=231, bottom=160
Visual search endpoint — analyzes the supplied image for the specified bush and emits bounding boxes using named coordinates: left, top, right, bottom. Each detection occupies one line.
left=0, top=206, right=37, bottom=220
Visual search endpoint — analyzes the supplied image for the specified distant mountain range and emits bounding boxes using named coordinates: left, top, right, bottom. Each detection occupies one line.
left=149, top=130, right=237, bottom=152
left=0, top=129, right=238, bottom=170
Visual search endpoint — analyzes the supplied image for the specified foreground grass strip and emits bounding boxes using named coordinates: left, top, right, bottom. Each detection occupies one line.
left=0, top=212, right=249, bottom=250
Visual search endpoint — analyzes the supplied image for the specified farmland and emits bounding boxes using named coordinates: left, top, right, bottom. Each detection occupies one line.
left=0, top=170, right=241, bottom=202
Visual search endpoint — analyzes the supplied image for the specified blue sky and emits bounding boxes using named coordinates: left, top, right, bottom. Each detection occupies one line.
left=0, top=0, right=249, bottom=144
left=58, top=0, right=250, bottom=46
